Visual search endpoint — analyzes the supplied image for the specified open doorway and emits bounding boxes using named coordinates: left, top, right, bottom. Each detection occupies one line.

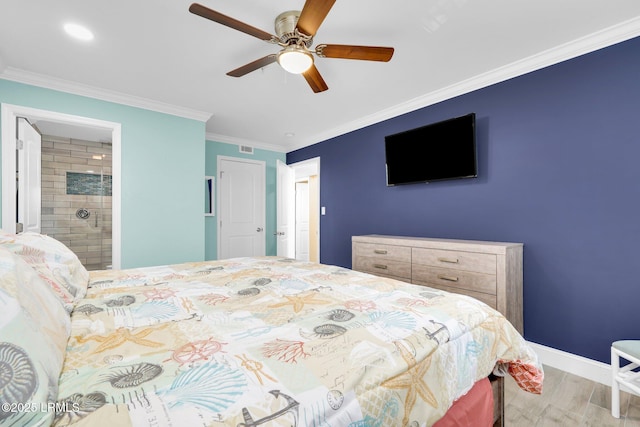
left=291, top=157, right=320, bottom=263
left=39, top=123, right=113, bottom=270
left=1, top=104, right=122, bottom=269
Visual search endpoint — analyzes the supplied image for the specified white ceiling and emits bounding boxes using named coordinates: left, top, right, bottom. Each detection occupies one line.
left=2, top=0, right=640, bottom=152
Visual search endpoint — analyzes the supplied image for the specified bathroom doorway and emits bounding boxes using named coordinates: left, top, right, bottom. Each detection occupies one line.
left=1, top=104, right=122, bottom=269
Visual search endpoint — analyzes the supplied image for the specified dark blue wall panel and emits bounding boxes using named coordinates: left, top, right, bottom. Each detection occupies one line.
left=288, top=36, right=640, bottom=363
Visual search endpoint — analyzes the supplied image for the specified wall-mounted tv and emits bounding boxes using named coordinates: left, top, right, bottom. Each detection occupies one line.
left=385, top=113, right=477, bottom=186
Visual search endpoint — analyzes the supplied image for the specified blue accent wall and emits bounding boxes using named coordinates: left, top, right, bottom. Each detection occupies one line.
left=288, top=36, right=640, bottom=364
left=204, top=140, right=286, bottom=260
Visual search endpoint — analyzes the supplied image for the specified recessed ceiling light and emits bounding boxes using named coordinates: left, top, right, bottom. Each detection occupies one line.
left=284, top=132, right=295, bottom=137
left=64, top=23, right=94, bottom=41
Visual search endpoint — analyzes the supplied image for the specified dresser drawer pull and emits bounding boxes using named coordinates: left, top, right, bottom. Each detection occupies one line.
left=373, top=249, right=388, bottom=255
left=373, top=263, right=388, bottom=270
left=438, top=274, right=459, bottom=282
left=437, top=257, right=459, bottom=264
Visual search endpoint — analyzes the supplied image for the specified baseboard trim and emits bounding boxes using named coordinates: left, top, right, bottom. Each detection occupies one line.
left=527, top=341, right=611, bottom=386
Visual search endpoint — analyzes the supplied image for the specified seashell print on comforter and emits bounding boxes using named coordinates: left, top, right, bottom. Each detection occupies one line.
left=54, top=256, right=543, bottom=426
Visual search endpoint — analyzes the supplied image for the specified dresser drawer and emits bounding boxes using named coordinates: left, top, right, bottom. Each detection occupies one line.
left=354, top=256, right=411, bottom=280
left=412, top=265, right=497, bottom=295
left=421, top=282, right=498, bottom=309
left=353, top=235, right=523, bottom=334
left=412, top=247, right=496, bottom=275
left=353, top=242, right=411, bottom=263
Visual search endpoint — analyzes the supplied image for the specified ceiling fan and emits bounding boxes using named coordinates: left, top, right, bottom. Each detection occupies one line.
left=189, top=0, right=394, bottom=93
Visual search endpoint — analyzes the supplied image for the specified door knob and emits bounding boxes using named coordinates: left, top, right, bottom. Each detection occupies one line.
left=273, top=231, right=285, bottom=236
left=256, top=227, right=263, bottom=232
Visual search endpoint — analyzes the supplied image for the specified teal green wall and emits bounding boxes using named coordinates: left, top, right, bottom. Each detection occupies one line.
left=0, top=79, right=205, bottom=268
left=204, top=140, right=285, bottom=260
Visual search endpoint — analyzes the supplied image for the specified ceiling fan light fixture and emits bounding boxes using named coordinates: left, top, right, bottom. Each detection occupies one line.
left=277, top=45, right=313, bottom=74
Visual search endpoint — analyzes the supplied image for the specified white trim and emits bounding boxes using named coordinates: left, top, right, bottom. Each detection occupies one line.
left=289, top=157, right=321, bottom=262
left=1, top=105, right=16, bottom=233
left=0, top=67, right=212, bottom=123
left=285, top=16, right=640, bottom=152
left=2, top=17, right=639, bottom=152
left=527, top=341, right=612, bottom=386
left=1, top=104, right=122, bottom=269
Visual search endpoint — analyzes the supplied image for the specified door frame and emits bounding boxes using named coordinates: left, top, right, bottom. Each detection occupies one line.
left=216, top=155, right=266, bottom=258
left=16, top=117, right=42, bottom=234
left=289, top=157, right=320, bottom=262
left=1, top=104, right=122, bottom=269
left=276, top=159, right=295, bottom=258
left=294, top=180, right=310, bottom=261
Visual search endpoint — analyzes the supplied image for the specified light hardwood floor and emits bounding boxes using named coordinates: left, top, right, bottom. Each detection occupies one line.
left=505, top=365, right=640, bottom=426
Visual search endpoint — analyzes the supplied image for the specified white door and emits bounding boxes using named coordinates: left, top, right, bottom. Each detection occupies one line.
left=218, top=157, right=265, bottom=259
left=16, top=118, right=41, bottom=233
left=276, top=160, right=295, bottom=258
left=295, top=181, right=310, bottom=261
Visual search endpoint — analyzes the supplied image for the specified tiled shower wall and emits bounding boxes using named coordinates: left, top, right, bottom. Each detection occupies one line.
left=41, top=135, right=112, bottom=270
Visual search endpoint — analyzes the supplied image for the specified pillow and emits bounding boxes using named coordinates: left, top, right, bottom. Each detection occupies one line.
left=0, top=245, right=71, bottom=426
left=0, top=232, right=89, bottom=311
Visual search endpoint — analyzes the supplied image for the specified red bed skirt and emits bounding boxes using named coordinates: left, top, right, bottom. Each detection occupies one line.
left=433, top=377, right=494, bottom=427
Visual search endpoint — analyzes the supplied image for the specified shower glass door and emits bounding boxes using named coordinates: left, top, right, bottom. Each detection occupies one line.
left=40, top=134, right=113, bottom=271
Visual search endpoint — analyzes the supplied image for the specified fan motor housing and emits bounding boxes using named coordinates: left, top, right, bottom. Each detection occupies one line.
left=275, top=10, right=312, bottom=47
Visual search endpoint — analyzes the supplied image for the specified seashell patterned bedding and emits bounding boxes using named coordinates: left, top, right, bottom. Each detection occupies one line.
left=0, top=232, right=543, bottom=427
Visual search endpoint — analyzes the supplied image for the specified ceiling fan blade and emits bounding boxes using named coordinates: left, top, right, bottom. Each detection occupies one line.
left=316, top=44, right=394, bottom=62
left=296, top=0, right=336, bottom=37
left=227, top=55, right=277, bottom=77
left=302, top=64, right=328, bottom=93
left=189, top=3, right=275, bottom=41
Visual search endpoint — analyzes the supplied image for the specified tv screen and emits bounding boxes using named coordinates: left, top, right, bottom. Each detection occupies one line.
left=385, top=113, right=477, bottom=186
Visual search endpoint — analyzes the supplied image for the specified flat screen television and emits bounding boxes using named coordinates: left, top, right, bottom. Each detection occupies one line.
left=385, top=113, right=477, bottom=186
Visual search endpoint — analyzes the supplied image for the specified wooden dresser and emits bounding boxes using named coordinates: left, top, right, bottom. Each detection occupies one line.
left=352, top=235, right=523, bottom=334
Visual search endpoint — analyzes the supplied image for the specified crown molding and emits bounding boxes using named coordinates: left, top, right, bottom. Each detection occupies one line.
left=206, top=132, right=288, bottom=153
left=287, top=16, right=640, bottom=152
left=0, top=67, right=212, bottom=123
left=2, top=15, right=639, bottom=152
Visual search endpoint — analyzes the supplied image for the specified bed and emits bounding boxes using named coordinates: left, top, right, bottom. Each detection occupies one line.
left=0, top=232, right=543, bottom=427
